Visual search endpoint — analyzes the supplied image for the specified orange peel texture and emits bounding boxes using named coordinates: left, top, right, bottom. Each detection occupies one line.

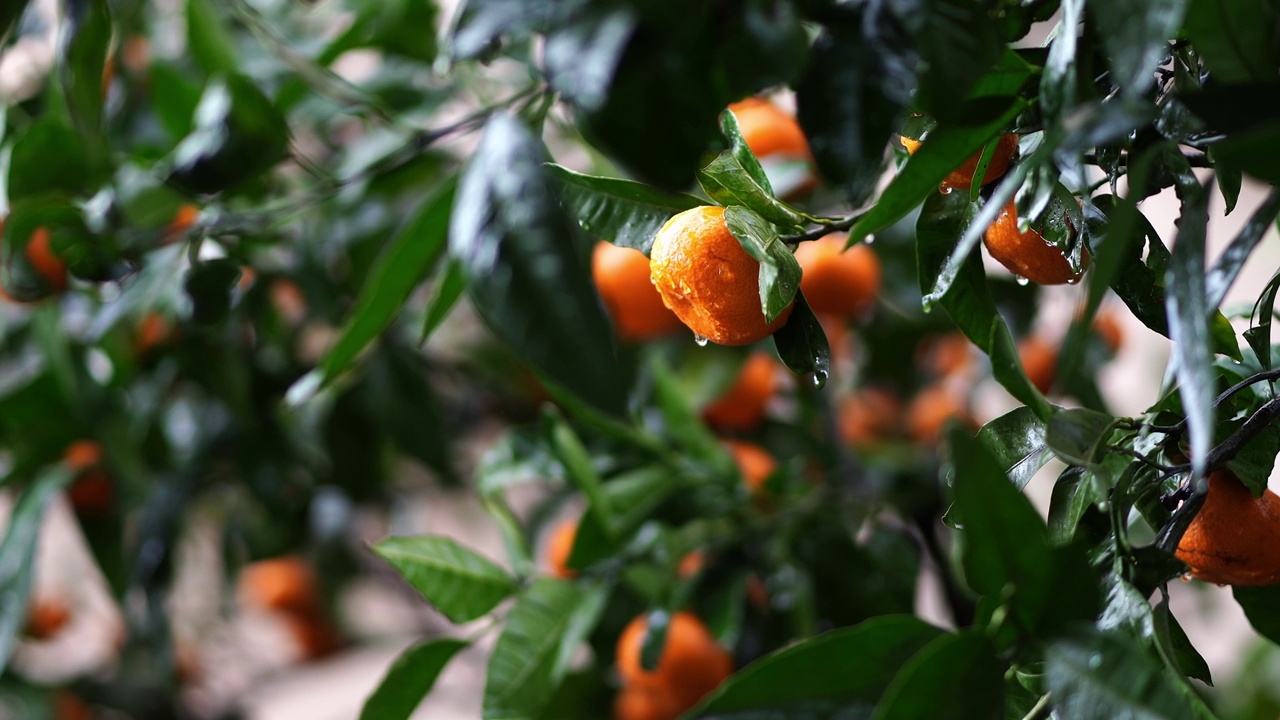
left=983, top=201, right=1087, bottom=286
left=1176, top=471, right=1280, bottom=586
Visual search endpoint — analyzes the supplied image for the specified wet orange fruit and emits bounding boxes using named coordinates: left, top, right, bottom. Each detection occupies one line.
left=723, top=440, right=777, bottom=493
left=839, top=387, right=904, bottom=447
left=545, top=518, right=579, bottom=579
left=905, top=383, right=975, bottom=443
left=236, top=556, right=320, bottom=615
left=25, top=227, right=67, bottom=293
left=794, top=234, right=881, bottom=319
left=728, top=98, right=811, bottom=160
left=616, top=612, right=733, bottom=709
left=1018, top=336, right=1058, bottom=394
left=983, top=201, right=1087, bottom=285
left=899, top=133, right=1018, bottom=190
left=650, top=206, right=792, bottom=346
left=593, top=242, right=684, bottom=341
left=1176, top=470, right=1280, bottom=586
left=702, top=353, right=777, bottom=431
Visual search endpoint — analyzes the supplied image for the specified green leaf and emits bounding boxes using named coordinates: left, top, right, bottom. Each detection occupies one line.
left=359, top=639, right=469, bottom=720
left=59, top=0, right=112, bottom=159
left=566, top=466, right=679, bottom=570
left=452, top=114, right=627, bottom=417
left=771, top=292, right=830, bottom=385
left=1152, top=600, right=1213, bottom=686
left=916, top=190, right=1051, bottom=418
left=165, top=74, right=291, bottom=195
left=320, top=178, right=456, bottom=385
left=186, top=0, right=240, bottom=76
left=795, top=15, right=906, bottom=205
left=871, top=632, right=1003, bottom=720
left=697, top=113, right=805, bottom=228
left=1245, top=271, right=1280, bottom=370
left=723, top=205, right=801, bottom=324
left=1045, top=628, right=1197, bottom=720
left=543, top=5, right=636, bottom=112
left=546, top=164, right=701, bottom=255
left=373, top=535, right=517, bottom=624
left=650, top=359, right=736, bottom=469
left=1182, top=0, right=1280, bottom=83
left=1047, top=466, right=1098, bottom=545
left=1226, top=421, right=1280, bottom=496
left=1039, top=0, right=1084, bottom=124
left=547, top=417, right=613, bottom=538
left=419, top=258, right=467, bottom=344
left=949, top=426, right=1053, bottom=631
left=1089, top=0, right=1190, bottom=96
left=1205, top=188, right=1280, bottom=308
left=1046, top=408, right=1116, bottom=467
left=848, top=97, right=1027, bottom=245
left=483, top=578, right=588, bottom=719
left=690, top=615, right=944, bottom=718
left=976, top=407, right=1050, bottom=490
left=1233, top=585, right=1280, bottom=646
left=913, top=0, right=1003, bottom=122
left=0, top=0, right=31, bottom=43
left=1211, top=121, right=1280, bottom=185
left=366, top=344, right=456, bottom=483
left=0, top=467, right=72, bottom=677
left=1165, top=178, right=1214, bottom=485
left=8, top=119, right=92, bottom=202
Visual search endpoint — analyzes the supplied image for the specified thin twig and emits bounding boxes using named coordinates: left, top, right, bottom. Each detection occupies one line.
left=1022, top=693, right=1052, bottom=720
left=781, top=214, right=865, bottom=244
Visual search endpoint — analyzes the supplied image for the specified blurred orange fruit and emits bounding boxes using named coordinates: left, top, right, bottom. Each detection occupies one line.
left=24, top=597, right=71, bottom=640
left=1018, top=336, right=1058, bottom=394
left=593, top=242, right=684, bottom=341
left=64, top=440, right=113, bottom=516
left=136, top=313, right=174, bottom=355
left=728, top=98, right=811, bottom=160
left=983, top=201, right=1087, bottom=286
left=723, top=440, right=777, bottom=493
left=676, top=550, right=705, bottom=579
left=616, top=612, right=733, bottom=710
left=613, top=684, right=682, bottom=720
left=794, top=234, right=881, bottom=319
left=905, top=383, right=974, bottom=443
left=1176, top=471, right=1280, bottom=586
left=545, top=518, right=579, bottom=579
left=1093, top=311, right=1124, bottom=352
left=165, top=204, right=200, bottom=244
left=702, top=353, right=777, bottom=432
left=25, top=227, right=67, bottom=293
left=236, top=556, right=320, bottom=615
left=650, top=206, right=792, bottom=346
left=838, top=387, right=904, bottom=447
left=917, top=333, right=974, bottom=379
left=899, top=133, right=1017, bottom=190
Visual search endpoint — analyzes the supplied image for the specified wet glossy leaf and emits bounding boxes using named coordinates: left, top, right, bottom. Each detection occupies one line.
left=1165, top=178, right=1214, bottom=485
left=697, top=111, right=805, bottom=228
left=165, top=75, right=290, bottom=195
left=60, top=0, right=112, bottom=155
left=359, top=639, right=469, bottom=720
left=546, top=164, right=701, bottom=255
left=1183, top=0, right=1280, bottom=83
left=976, top=407, right=1050, bottom=490
left=724, top=205, right=801, bottom=323
left=770, top=292, right=830, bottom=384
left=1045, top=628, right=1197, bottom=720
left=1089, top=0, right=1189, bottom=96
left=690, top=616, right=944, bottom=719
left=913, top=0, right=1002, bottom=122
left=451, top=114, right=626, bottom=416
left=1152, top=599, right=1212, bottom=686
left=1046, top=408, right=1115, bottom=467
left=1047, top=466, right=1098, bottom=545
left=1233, top=585, right=1280, bottom=646
left=374, top=535, right=516, bottom=624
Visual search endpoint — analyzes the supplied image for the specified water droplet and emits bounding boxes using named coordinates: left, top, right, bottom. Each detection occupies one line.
left=812, top=369, right=828, bottom=389
left=1015, top=275, right=1030, bottom=286
left=938, top=184, right=953, bottom=195
left=694, top=334, right=709, bottom=347
left=1065, top=276, right=1081, bottom=285
left=1088, top=653, right=1103, bottom=669
left=863, top=234, right=876, bottom=245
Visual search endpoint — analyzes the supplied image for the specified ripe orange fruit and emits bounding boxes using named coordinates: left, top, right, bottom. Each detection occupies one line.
left=723, top=440, right=777, bottom=493
left=63, top=440, right=113, bottom=516
left=271, top=278, right=308, bottom=324
left=165, top=204, right=200, bottom=244
left=616, top=612, right=733, bottom=708
left=545, top=518, right=578, bottom=579
left=613, top=685, right=681, bottom=720
left=899, top=133, right=1018, bottom=190
left=1176, top=470, right=1280, bottom=586
left=283, top=611, right=340, bottom=660
left=676, top=550, right=705, bottom=579
left=917, top=333, right=974, bottom=379
left=838, top=387, right=904, bottom=447
left=905, top=383, right=975, bottom=443
left=728, top=98, right=811, bottom=160
left=25, top=227, right=67, bottom=293
left=793, top=234, right=881, bottom=318
left=64, top=440, right=103, bottom=473
left=236, top=556, right=320, bottom=615
left=593, top=242, right=684, bottom=341
left=136, top=312, right=174, bottom=355
left=983, top=200, right=1087, bottom=285
left=650, top=206, right=793, bottom=346
left=702, top=353, right=777, bottom=431
left=1093, top=311, right=1123, bottom=352
left=24, top=596, right=71, bottom=640
left=1018, top=336, right=1058, bottom=394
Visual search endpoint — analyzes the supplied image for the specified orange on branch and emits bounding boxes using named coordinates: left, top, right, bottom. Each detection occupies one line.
left=1176, top=471, right=1280, bottom=586
left=593, top=241, right=684, bottom=341
left=983, top=201, right=1087, bottom=286
left=1018, top=336, right=1058, bottom=394
left=899, top=133, right=1017, bottom=190
left=650, top=206, right=792, bottom=346
left=236, top=556, right=320, bottom=615
left=794, top=234, right=881, bottom=319
left=616, top=612, right=733, bottom=708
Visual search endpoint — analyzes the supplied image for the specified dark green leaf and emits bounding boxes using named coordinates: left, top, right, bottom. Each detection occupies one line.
left=1045, top=628, right=1197, bottom=720
left=543, top=5, right=635, bottom=112
left=1233, top=585, right=1280, bottom=646
left=566, top=466, right=677, bottom=570
left=1046, top=408, right=1115, bottom=467
left=367, top=344, right=455, bottom=482
left=691, top=615, right=944, bottom=719
left=548, top=417, right=613, bottom=538
left=373, top=535, right=517, bottom=624
left=451, top=114, right=627, bottom=416
left=0, top=0, right=31, bottom=43
left=848, top=97, right=1027, bottom=245
left=1047, top=466, right=1098, bottom=545
left=59, top=0, right=112, bottom=158
left=321, top=179, right=456, bottom=384
left=1246, top=271, right=1280, bottom=370
left=483, top=578, right=587, bottom=719
left=324, top=0, right=440, bottom=64
left=1182, top=0, right=1280, bottom=82
left=1227, top=421, right=1280, bottom=498
left=359, top=639, right=469, bottom=720
left=723, top=205, right=801, bottom=323
left=1039, top=0, right=1084, bottom=123
left=1089, top=0, right=1189, bottom=96
left=546, top=164, right=702, bottom=255
left=950, top=426, right=1053, bottom=630
left=419, top=258, right=467, bottom=344
left=916, top=190, right=1051, bottom=418
left=1152, top=600, right=1213, bottom=686
left=871, top=632, right=1003, bottom=720
left=183, top=259, right=242, bottom=326
left=0, top=467, right=71, bottom=677
left=186, top=0, right=240, bottom=76
left=1165, top=178, right=1215, bottom=485
left=913, top=0, right=1002, bottom=122
left=697, top=112, right=805, bottom=228
left=8, top=120, right=92, bottom=202
left=166, top=75, right=290, bottom=195
left=1211, top=121, right=1280, bottom=185
left=770, top=292, right=830, bottom=386
left=650, top=359, right=736, bottom=469
left=976, top=407, right=1050, bottom=490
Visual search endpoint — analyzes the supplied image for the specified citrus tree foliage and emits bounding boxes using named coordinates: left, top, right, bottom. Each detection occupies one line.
left=1, top=0, right=1280, bottom=718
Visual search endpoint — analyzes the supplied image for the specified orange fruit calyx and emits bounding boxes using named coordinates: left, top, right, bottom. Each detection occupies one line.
left=982, top=200, right=1088, bottom=286
left=1176, top=470, right=1280, bottom=586
left=649, top=206, right=792, bottom=346
left=592, top=241, right=684, bottom=342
